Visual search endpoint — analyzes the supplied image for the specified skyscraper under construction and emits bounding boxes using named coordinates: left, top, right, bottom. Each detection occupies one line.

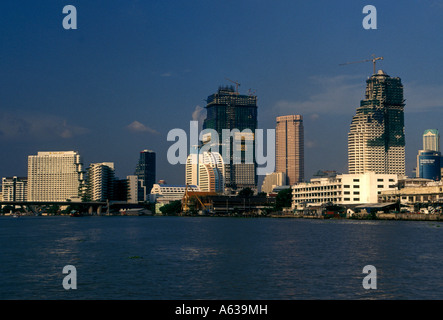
left=203, top=85, right=258, bottom=191
left=348, top=70, right=405, bottom=176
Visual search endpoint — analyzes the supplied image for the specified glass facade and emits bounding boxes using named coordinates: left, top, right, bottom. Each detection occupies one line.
left=134, top=150, right=156, bottom=201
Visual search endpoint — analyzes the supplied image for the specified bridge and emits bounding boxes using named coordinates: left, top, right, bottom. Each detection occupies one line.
left=0, top=201, right=147, bottom=215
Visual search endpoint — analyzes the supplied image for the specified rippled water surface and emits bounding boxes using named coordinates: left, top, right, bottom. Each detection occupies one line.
left=0, top=216, right=442, bottom=299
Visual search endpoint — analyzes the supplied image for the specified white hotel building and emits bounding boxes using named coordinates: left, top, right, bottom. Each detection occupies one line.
left=27, top=151, right=85, bottom=202
left=292, top=172, right=398, bottom=209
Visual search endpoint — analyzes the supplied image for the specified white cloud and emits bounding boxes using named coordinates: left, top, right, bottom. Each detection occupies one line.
left=403, top=82, right=443, bottom=112
left=272, top=74, right=365, bottom=115
left=126, top=121, right=159, bottom=134
left=191, top=105, right=206, bottom=130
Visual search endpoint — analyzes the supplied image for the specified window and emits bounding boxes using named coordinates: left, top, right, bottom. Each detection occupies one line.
left=344, top=198, right=350, bottom=201
left=344, top=191, right=350, bottom=195
left=353, top=179, right=360, bottom=182
left=353, top=185, right=359, bottom=188
left=377, top=185, right=384, bottom=188
left=377, top=179, right=384, bottom=182
left=353, top=191, right=360, bottom=195
left=344, top=185, right=350, bottom=188
left=353, top=198, right=360, bottom=201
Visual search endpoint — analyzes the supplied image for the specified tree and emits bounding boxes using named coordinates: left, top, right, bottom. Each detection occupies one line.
left=275, top=188, right=292, bottom=211
left=237, top=187, right=254, bottom=198
left=159, top=200, right=182, bottom=215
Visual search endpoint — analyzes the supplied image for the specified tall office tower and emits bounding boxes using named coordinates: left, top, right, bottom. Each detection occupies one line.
left=348, top=70, right=405, bottom=176
left=203, top=85, right=258, bottom=190
left=85, top=162, right=115, bottom=201
left=185, top=151, right=225, bottom=192
left=1, top=177, right=27, bottom=202
left=134, top=149, right=156, bottom=201
left=126, top=175, right=139, bottom=204
left=276, top=115, right=304, bottom=185
left=27, top=151, right=85, bottom=202
left=423, top=129, right=440, bottom=152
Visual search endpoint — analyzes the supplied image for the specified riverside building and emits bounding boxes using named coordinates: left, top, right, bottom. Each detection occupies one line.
left=85, top=162, right=115, bottom=201
left=185, top=151, right=225, bottom=193
left=1, top=177, right=27, bottom=202
left=292, top=172, right=398, bottom=209
left=27, top=151, right=85, bottom=202
left=348, top=70, right=405, bottom=176
left=276, top=115, right=304, bottom=185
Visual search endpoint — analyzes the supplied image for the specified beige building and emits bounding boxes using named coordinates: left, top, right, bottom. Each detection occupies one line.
left=261, top=172, right=287, bottom=194
left=292, top=172, right=398, bottom=209
left=27, top=151, right=85, bottom=202
left=276, top=115, right=304, bottom=185
left=379, top=179, right=443, bottom=204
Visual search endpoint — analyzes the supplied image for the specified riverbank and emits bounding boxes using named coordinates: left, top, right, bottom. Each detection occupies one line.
left=270, top=212, right=443, bottom=221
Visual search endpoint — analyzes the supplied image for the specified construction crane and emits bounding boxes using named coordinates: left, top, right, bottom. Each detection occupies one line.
left=225, top=78, right=240, bottom=94
left=181, top=184, right=208, bottom=215
left=339, top=54, right=384, bottom=75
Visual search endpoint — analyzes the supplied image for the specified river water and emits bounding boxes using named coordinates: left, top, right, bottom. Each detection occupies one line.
left=0, top=216, right=441, bottom=299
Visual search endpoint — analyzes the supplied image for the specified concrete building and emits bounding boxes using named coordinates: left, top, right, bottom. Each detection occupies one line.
left=261, top=172, right=287, bottom=194
left=1, top=177, right=27, bottom=202
left=27, top=151, right=85, bottom=202
left=86, top=162, right=115, bottom=201
left=292, top=172, right=398, bottom=209
left=276, top=115, right=304, bottom=184
left=379, top=180, right=443, bottom=205
left=126, top=175, right=139, bottom=204
left=423, top=129, right=440, bottom=152
left=185, top=151, right=225, bottom=193
left=348, top=70, right=405, bottom=176
left=151, top=184, right=200, bottom=203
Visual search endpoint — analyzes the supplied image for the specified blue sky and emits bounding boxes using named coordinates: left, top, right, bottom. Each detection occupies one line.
left=1, top=0, right=443, bottom=184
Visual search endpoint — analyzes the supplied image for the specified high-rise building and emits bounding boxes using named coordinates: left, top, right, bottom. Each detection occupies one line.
left=423, top=129, right=440, bottom=152
left=185, top=151, right=225, bottom=192
left=134, top=149, right=156, bottom=201
left=85, top=162, right=115, bottom=201
left=27, top=151, right=85, bottom=202
left=1, top=177, right=27, bottom=202
left=348, top=70, right=405, bottom=176
left=203, top=85, right=258, bottom=190
left=276, top=115, right=304, bottom=185
left=126, top=175, right=139, bottom=204
left=416, top=150, right=441, bottom=181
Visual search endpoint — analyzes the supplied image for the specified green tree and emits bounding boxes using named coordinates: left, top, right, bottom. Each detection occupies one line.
left=275, top=188, right=292, bottom=211
left=159, top=200, right=182, bottom=215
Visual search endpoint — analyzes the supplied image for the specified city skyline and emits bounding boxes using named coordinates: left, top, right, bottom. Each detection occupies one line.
left=1, top=1, right=443, bottom=184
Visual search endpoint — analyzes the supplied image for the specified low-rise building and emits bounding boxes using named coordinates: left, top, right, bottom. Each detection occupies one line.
left=151, top=184, right=200, bottom=203
left=292, top=172, right=398, bottom=209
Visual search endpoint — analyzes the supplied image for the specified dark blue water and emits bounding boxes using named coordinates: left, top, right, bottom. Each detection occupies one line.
left=0, top=216, right=442, bottom=299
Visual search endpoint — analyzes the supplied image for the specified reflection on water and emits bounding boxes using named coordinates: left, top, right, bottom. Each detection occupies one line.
left=0, top=216, right=442, bottom=299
